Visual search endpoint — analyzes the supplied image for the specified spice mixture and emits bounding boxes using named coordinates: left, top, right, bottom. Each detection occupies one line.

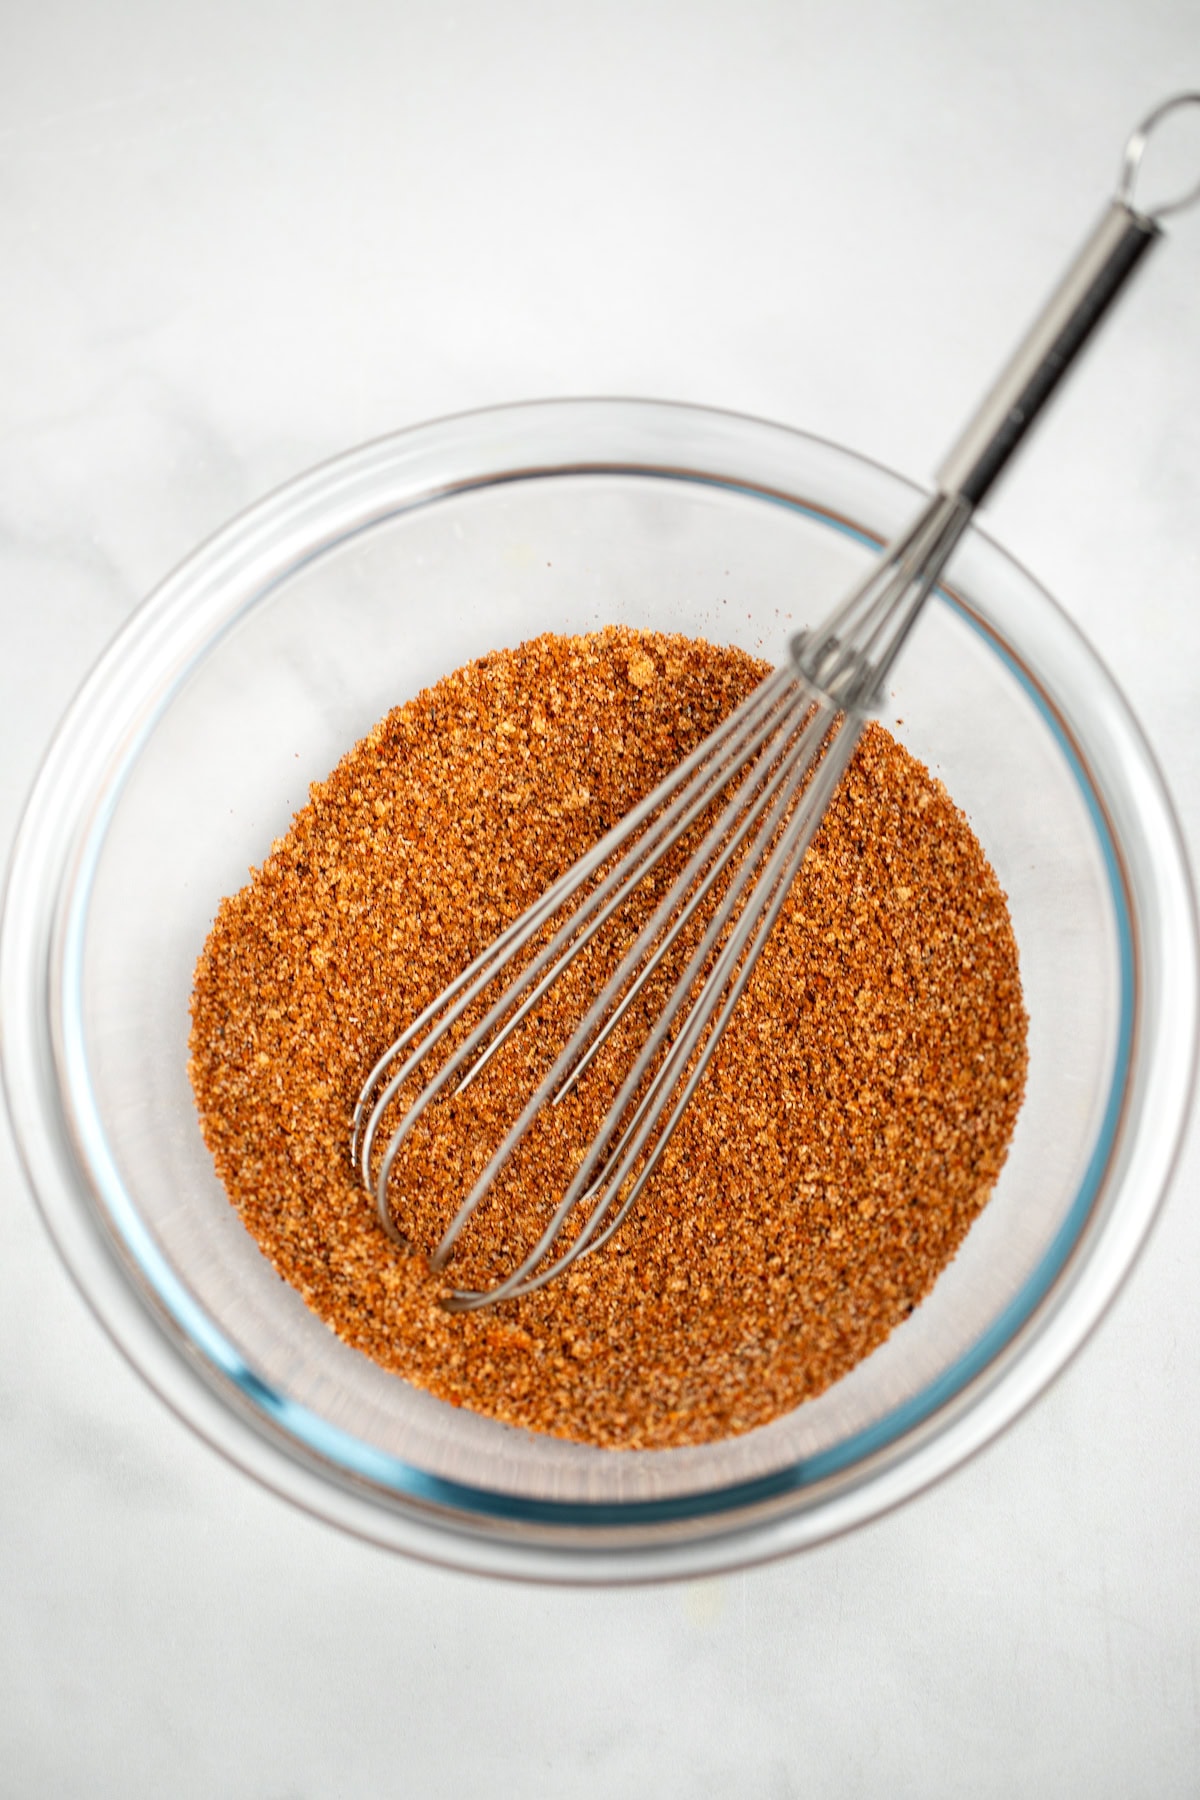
left=189, top=627, right=1027, bottom=1450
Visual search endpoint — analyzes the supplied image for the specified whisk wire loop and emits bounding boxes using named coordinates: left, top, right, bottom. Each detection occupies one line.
left=440, top=708, right=866, bottom=1311
left=440, top=691, right=852, bottom=1310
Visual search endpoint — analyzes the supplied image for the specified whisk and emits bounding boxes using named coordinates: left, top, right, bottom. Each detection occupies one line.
left=353, top=94, right=1200, bottom=1311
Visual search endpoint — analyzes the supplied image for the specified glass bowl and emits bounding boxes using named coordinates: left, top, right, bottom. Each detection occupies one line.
left=2, top=399, right=1195, bottom=1582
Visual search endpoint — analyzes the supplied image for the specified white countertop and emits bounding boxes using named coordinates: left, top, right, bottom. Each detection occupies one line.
left=2, top=5, right=1198, bottom=1794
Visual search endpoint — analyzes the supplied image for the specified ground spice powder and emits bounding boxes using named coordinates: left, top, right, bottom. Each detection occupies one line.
left=189, top=626, right=1027, bottom=1451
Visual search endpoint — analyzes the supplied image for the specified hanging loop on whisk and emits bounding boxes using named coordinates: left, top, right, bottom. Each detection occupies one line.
left=1117, top=92, right=1200, bottom=222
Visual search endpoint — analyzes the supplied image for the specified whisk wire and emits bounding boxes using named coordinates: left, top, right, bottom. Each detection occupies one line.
left=792, top=493, right=971, bottom=708
left=548, top=683, right=835, bottom=1105
left=418, top=676, right=835, bottom=1271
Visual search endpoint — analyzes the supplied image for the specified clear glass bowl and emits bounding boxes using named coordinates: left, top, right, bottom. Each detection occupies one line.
left=2, top=399, right=1195, bottom=1581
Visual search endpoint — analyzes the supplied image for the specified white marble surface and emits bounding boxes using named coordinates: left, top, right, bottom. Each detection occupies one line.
left=2, top=4, right=1199, bottom=1794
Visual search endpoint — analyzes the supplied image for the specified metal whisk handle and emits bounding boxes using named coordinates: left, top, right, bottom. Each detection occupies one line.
left=944, top=91, right=1200, bottom=504
left=936, top=200, right=1159, bottom=508
left=791, top=92, right=1200, bottom=717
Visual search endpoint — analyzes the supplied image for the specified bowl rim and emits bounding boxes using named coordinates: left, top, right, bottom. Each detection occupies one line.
left=3, top=395, right=1196, bottom=1582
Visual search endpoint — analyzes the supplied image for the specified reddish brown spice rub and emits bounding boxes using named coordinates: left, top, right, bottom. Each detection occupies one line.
left=188, top=627, right=1027, bottom=1450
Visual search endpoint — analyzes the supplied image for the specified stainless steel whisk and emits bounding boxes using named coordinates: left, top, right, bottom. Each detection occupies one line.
left=353, top=95, right=1200, bottom=1311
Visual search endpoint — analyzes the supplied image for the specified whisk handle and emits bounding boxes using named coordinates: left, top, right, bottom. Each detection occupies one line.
left=935, top=199, right=1160, bottom=509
